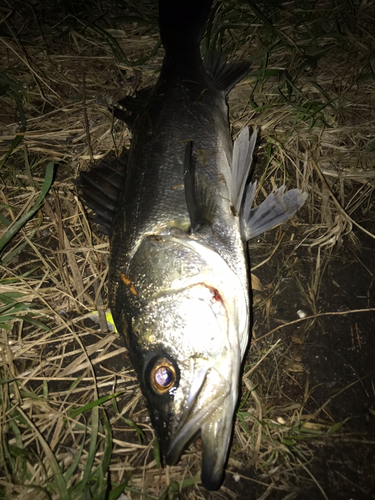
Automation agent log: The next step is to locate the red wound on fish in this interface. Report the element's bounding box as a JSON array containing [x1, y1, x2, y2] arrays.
[[209, 287, 222, 303]]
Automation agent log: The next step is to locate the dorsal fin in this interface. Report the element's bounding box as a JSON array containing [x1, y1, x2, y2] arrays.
[[78, 150, 127, 234], [113, 87, 153, 128]]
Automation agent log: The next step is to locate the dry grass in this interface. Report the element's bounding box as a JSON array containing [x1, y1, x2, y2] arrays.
[[1, 0, 375, 498]]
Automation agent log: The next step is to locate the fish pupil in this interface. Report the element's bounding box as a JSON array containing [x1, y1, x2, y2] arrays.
[[155, 366, 173, 387], [149, 357, 177, 394]]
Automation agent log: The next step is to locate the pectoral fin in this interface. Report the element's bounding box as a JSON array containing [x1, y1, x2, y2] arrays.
[[113, 87, 153, 128], [183, 142, 216, 233]]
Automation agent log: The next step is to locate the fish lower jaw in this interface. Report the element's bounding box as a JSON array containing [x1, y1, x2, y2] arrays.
[[164, 389, 235, 490], [164, 417, 232, 491], [164, 401, 221, 467], [164, 428, 200, 467], [164, 431, 226, 490]]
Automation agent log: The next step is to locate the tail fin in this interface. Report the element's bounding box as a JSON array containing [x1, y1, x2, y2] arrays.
[[159, 0, 213, 53]]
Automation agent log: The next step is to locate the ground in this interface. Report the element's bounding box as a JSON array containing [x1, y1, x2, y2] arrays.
[[240, 224, 375, 500], [1, 0, 375, 499]]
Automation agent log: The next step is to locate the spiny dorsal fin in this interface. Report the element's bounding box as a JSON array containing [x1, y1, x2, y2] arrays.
[[78, 150, 127, 234], [203, 52, 251, 94]]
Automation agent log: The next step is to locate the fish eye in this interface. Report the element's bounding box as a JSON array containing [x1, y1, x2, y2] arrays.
[[150, 358, 176, 394]]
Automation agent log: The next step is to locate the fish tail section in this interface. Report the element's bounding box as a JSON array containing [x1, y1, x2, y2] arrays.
[[159, 0, 213, 54], [242, 182, 308, 241], [78, 150, 127, 234]]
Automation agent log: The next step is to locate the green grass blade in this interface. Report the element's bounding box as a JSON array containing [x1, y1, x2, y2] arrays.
[[0, 71, 22, 89], [0, 89, 26, 168], [1, 228, 38, 264], [73, 405, 99, 496], [22, 315, 50, 331], [65, 425, 87, 483], [69, 392, 122, 418], [101, 410, 112, 478], [0, 302, 33, 314], [246, 1, 278, 37], [16, 407, 69, 500], [0, 322, 13, 329], [0, 378, 16, 385], [0, 292, 25, 302], [107, 473, 132, 500], [0, 134, 24, 169], [0, 267, 41, 284], [153, 438, 161, 469], [0, 162, 55, 254], [0, 213, 11, 227], [122, 418, 143, 443]]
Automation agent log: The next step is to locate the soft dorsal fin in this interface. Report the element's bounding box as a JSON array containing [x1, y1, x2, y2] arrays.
[[113, 87, 153, 128], [203, 52, 251, 94], [231, 127, 258, 214]]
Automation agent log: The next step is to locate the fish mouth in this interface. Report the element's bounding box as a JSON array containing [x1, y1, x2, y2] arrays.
[[165, 367, 236, 490]]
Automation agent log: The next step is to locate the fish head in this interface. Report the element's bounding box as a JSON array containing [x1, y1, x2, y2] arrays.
[[133, 284, 239, 489], [111, 233, 249, 490]]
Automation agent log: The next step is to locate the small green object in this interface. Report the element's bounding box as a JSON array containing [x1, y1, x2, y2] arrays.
[[87, 310, 118, 332], [69, 392, 122, 418], [153, 438, 161, 468]]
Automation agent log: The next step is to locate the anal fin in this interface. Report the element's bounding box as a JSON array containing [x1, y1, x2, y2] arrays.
[[242, 182, 307, 241]]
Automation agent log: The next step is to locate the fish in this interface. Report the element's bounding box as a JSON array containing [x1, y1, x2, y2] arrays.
[[79, 0, 307, 490]]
